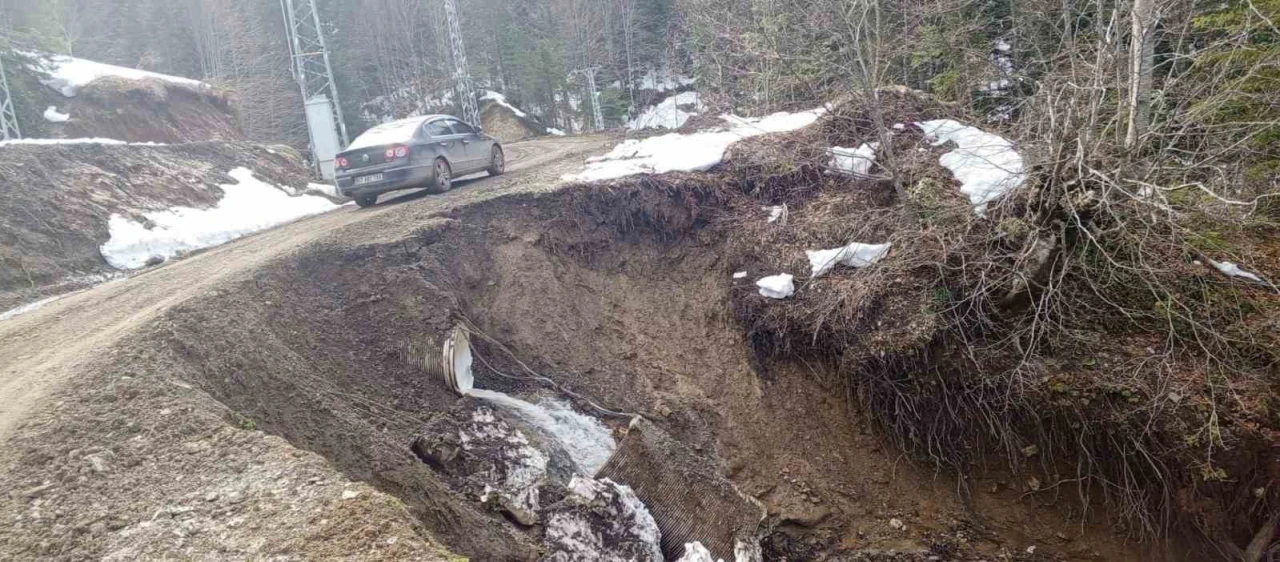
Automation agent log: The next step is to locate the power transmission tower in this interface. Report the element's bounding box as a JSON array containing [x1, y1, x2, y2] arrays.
[[0, 54, 21, 141], [443, 0, 480, 129], [281, 0, 348, 178], [586, 69, 604, 131], [570, 67, 605, 131]]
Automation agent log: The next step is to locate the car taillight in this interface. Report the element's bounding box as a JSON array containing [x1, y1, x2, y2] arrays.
[[384, 148, 395, 159], [395, 146, 409, 158], [336, 156, 349, 168]]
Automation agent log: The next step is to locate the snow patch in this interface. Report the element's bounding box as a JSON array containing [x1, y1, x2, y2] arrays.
[[480, 90, 529, 119], [543, 477, 663, 562], [916, 119, 1025, 216], [565, 107, 826, 182], [307, 182, 342, 199], [0, 295, 65, 322], [630, 92, 703, 131], [1213, 261, 1264, 283], [43, 106, 70, 123], [547, 127, 566, 136], [637, 69, 697, 93], [765, 205, 786, 224], [0, 138, 164, 147], [732, 271, 748, 279], [675, 540, 760, 562], [32, 53, 207, 97], [756, 274, 795, 299], [458, 407, 549, 518], [806, 242, 892, 278], [100, 168, 340, 269], [829, 143, 878, 176]]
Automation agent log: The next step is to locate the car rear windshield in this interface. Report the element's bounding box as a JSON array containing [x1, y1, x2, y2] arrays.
[[346, 119, 422, 151]]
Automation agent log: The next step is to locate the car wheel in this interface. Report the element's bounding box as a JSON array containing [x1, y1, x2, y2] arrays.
[[355, 195, 377, 208], [487, 146, 505, 177], [432, 158, 453, 193]]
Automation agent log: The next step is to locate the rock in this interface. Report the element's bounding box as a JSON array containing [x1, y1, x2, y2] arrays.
[[412, 403, 551, 525], [542, 477, 662, 562], [23, 483, 55, 499], [86, 453, 111, 473], [341, 489, 360, 500], [889, 518, 906, 531], [204, 492, 218, 502]]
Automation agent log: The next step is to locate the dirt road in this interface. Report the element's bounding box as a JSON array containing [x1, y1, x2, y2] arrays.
[[0, 134, 610, 446]]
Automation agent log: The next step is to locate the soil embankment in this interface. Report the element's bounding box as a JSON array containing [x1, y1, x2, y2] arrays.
[[0, 142, 315, 311], [1, 95, 1271, 559]]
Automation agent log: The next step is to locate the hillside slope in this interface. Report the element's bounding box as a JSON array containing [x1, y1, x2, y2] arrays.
[[0, 141, 333, 311], [6, 52, 243, 144]]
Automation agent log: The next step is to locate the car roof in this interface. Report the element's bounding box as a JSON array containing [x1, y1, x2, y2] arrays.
[[374, 114, 457, 128]]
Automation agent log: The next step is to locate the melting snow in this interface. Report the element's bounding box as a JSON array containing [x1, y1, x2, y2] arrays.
[[307, 182, 342, 199], [565, 107, 826, 182], [756, 274, 795, 299], [675, 540, 760, 562], [0, 138, 164, 147], [100, 168, 340, 269], [916, 119, 1026, 216], [637, 69, 697, 93], [1213, 261, 1264, 283], [765, 205, 786, 224], [32, 53, 207, 97], [829, 143, 878, 176], [630, 92, 704, 131], [480, 90, 530, 119], [807, 242, 892, 278], [0, 295, 65, 322], [547, 127, 567, 136], [732, 271, 748, 279], [43, 106, 70, 123], [676, 542, 721, 562], [544, 477, 663, 562]]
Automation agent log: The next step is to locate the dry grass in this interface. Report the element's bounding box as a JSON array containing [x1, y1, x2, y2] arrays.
[[550, 91, 1279, 549]]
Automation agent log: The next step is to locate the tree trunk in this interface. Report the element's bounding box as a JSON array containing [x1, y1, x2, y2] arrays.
[[1125, 0, 1155, 150]]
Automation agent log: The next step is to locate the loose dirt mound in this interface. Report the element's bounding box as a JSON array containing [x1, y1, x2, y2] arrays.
[[4, 52, 243, 144], [52, 77, 243, 144], [0, 142, 316, 311], [481, 100, 548, 143]]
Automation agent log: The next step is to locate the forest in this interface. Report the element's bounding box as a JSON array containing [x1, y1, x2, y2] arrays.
[[0, 0, 1272, 192]]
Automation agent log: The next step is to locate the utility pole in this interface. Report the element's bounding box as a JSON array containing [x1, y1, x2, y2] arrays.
[[0, 54, 21, 141], [281, 0, 348, 178], [443, 0, 480, 130]]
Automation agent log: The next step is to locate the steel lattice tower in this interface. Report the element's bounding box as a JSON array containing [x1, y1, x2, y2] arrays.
[[443, 0, 480, 129], [0, 54, 21, 140], [585, 69, 604, 131], [281, 0, 348, 146], [570, 67, 605, 131]]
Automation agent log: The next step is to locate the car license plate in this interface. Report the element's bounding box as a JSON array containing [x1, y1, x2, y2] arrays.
[[355, 173, 383, 185]]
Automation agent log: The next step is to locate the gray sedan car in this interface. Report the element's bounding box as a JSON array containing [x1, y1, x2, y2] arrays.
[[334, 114, 504, 207]]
